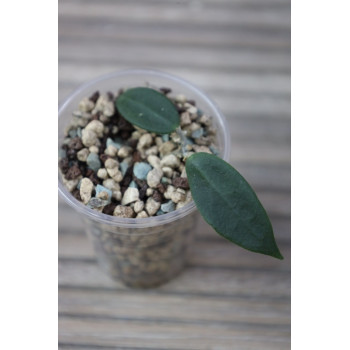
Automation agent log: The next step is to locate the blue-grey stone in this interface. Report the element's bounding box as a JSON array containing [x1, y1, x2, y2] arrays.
[[68, 129, 77, 138], [209, 146, 220, 156], [107, 137, 123, 149], [133, 162, 152, 180], [58, 148, 66, 159], [197, 109, 203, 116], [77, 127, 82, 138], [87, 197, 109, 209], [191, 128, 204, 139], [184, 137, 194, 145], [162, 134, 170, 142], [86, 152, 101, 172], [161, 177, 172, 184], [129, 180, 138, 189], [95, 184, 112, 201], [120, 160, 130, 176], [156, 209, 165, 216], [77, 178, 82, 190], [161, 200, 175, 213]]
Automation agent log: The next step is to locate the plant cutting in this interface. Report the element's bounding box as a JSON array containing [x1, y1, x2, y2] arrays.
[[58, 69, 282, 287], [116, 87, 283, 260]]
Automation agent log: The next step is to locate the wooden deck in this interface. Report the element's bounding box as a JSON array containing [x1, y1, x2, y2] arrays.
[[58, 0, 291, 349]]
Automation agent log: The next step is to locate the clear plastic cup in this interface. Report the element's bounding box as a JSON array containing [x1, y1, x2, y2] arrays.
[[58, 69, 231, 288]]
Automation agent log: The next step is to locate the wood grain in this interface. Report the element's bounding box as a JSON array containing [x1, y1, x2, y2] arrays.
[[58, 0, 290, 348]]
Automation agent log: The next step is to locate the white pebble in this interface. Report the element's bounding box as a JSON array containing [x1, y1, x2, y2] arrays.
[[121, 187, 140, 205], [113, 205, 134, 218], [180, 112, 191, 126], [134, 200, 145, 214], [192, 145, 212, 154], [147, 168, 163, 188], [79, 97, 94, 112], [175, 94, 186, 103], [160, 154, 180, 169], [146, 188, 154, 196], [81, 129, 98, 147], [85, 120, 104, 137], [62, 177, 80, 193], [164, 185, 176, 200], [80, 178, 94, 204], [118, 146, 133, 158], [103, 178, 119, 191], [89, 145, 99, 154], [104, 144, 118, 157], [159, 141, 176, 156], [105, 158, 119, 169], [162, 166, 173, 178], [136, 210, 148, 218], [111, 126, 119, 134], [107, 167, 123, 182], [145, 197, 161, 216], [97, 191, 109, 200], [77, 148, 89, 162], [145, 145, 158, 156], [137, 133, 153, 149], [147, 155, 161, 169], [93, 95, 115, 117], [97, 168, 108, 180], [171, 188, 186, 203], [131, 130, 141, 139], [112, 190, 122, 201]]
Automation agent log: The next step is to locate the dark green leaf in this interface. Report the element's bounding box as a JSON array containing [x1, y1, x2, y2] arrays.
[[116, 87, 180, 134], [186, 153, 283, 259]]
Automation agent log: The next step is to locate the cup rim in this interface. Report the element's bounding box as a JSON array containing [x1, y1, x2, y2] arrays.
[[58, 68, 231, 228]]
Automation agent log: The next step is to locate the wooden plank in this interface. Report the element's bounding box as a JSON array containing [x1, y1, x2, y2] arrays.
[[58, 315, 290, 350], [58, 42, 290, 75], [58, 20, 290, 52], [58, 1, 290, 29], [58, 258, 290, 299], [59, 288, 290, 330], [58, 227, 290, 270]]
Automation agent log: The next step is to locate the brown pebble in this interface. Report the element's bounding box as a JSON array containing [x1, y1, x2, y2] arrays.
[[72, 188, 82, 201], [89, 91, 100, 103], [160, 87, 172, 95], [91, 113, 100, 121], [59, 158, 69, 174], [172, 177, 189, 189], [133, 177, 146, 188], [127, 138, 138, 149], [117, 116, 134, 131], [120, 130, 131, 140], [65, 164, 81, 180], [99, 154, 110, 164], [176, 105, 187, 113], [89, 173, 101, 186], [107, 91, 114, 101], [187, 99, 196, 106], [139, 184, 148, 201], [66, 149, 77, 160], [132, 151, 142, 163], [152, 190, 162, 202], [156, 183, 166, 194], [69, 137, 84, 151], [102, 202, 117, 216]]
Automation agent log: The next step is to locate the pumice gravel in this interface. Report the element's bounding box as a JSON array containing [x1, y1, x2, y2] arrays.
[[58, 87, 218, 219]]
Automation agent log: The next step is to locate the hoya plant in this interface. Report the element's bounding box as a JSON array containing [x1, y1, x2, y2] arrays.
[[116, 87, 283, 260]]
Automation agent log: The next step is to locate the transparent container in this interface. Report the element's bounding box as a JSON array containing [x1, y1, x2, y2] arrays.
[[58, 69, 231, 288]]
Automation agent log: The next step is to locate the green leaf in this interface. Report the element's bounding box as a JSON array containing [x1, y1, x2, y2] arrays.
[[116, 87, 180, 134], [186, 153, 283, 259]]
